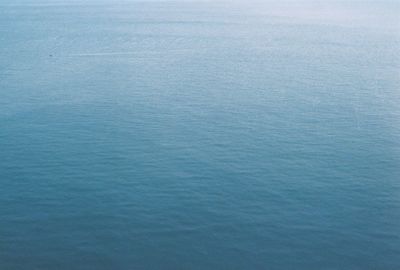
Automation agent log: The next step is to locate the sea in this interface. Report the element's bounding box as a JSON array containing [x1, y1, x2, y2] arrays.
[[1, 0, 399, 269]]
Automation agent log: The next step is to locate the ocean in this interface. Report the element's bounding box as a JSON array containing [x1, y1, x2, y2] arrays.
[[1, 1, 399, 269]]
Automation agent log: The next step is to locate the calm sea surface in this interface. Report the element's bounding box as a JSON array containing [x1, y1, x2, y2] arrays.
[[1, 1, 400, 269]]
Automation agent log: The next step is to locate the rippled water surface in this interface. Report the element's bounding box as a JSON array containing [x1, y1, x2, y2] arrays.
[[1, 1, 400, 269]]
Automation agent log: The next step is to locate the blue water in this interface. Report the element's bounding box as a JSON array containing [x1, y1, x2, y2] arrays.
[[1, 1, 400, 269]]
